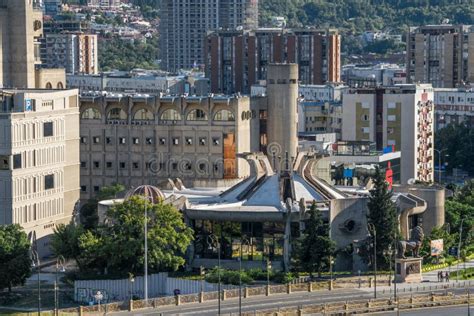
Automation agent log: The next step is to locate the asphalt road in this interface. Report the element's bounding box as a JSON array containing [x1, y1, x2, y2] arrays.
[[112, 286, 474, 316]]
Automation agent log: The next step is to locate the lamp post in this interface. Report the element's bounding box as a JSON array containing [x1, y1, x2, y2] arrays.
[[31, 249, 41, 316], [266, 259, 272, 289], [329, 256, 335, 289], [94, 291, 104, 313], [368, 223, 377, 299], [434, 148, 448, 183], [457, 217, 465, 282], [239, 238, 250, 316], [393, 239, 397, 301], [383, 245, 393, 287], [128, 273, 135, 301], [208, 234, 221, 315], [54, 256, 66, 316], [143, 196, 153, 303]]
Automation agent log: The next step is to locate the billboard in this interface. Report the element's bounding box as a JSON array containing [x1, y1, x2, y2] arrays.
[[430, 239, 444, 257]]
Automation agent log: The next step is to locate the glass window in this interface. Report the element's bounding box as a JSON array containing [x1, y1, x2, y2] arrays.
[[81, 108, 101, 120], [43, 122, 53, 137], [107, 108, 127, 120], [133, 109, 154, 120], [213, 110, 235, 121], [187, 109, 207, 121], [44, 174, 54, 190], [160, 109, 181, 121]]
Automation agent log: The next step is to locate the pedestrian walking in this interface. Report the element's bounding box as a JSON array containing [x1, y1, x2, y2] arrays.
[[445, 271, 450, 282], [440, 271, 445, 282], [437, 271, 441, 282]]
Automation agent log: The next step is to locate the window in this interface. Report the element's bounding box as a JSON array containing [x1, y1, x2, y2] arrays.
[[387, 115, 397, 122], [199, 163, 207, 171], [387, 128, 395, 134], [119, 137, 126, 144], [361, 127, 370, 134], [173, 138, 179, 145], [160, 109, 181, 121], [106, 137, 112, 144], [81, 186, 87, 192], [120, 162, 126, 169], [0, 155, 10, 170], [172, 163, 178, 170], [81, 137, 87, 144], [93, 161, 100, 168], [199, 137, 207, 146], [133, 138, 140, 145], [213, 110, 235, 121], [146, 137, 154, 145], [93, 186, 100, 193], [106, 162, 113, 169], [186, 137, 193, 145], [132, 162, 139, 169], [43, 122, 53, 137], [44, 174, 54, 190], [159, 138, 166, 145], [107, 108, 127, 120], [93, 137, 100, 144], [133, 109, 154, 120], [81, 108, 101, 120], [360, 114, 369, 121], [186, 109, 207, 121], [213, 137, 220, 145], [13, 154, 22, 169], [80, 161, 87, 168]]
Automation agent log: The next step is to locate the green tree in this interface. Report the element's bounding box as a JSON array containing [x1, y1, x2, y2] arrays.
[[366, 166, 398, 269], [52, 196, 194, 276], [0, 225, 32, 292], [294, 202, 335, 277], [80, 183, 125, 229]]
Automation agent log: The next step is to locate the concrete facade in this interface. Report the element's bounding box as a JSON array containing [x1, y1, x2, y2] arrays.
[[342, 84, 435, 184], [433, 88, 474, 130], [267, 64, 299, 163], [0, 89, 80, 256], [41, 33, 98, 74], [206, 28, 341, 94], [407, 25, 474, 88], [79, 94, 252, 200]]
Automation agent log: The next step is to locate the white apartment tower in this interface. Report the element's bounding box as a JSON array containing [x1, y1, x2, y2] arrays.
[[342, 84, 435, 184]]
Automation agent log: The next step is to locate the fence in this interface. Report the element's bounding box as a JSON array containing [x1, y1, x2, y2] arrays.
[[74, 272, 235, 303]]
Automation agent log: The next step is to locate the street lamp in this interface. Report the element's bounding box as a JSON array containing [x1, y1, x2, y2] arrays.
[[128, 273, 135, 301], [94, 291, 104, 313], [266, 259, 272, 290], [208, 234, 221, 315], [434, 148, 448, 183], [457, 217, 466, 282], [31, 249, 41, 316], [383, 245, 393, 287], [55, 256, 66, 316], [143, 196, 152, 303], [239, 238, 250, 316], [367, 223, 377, 299], [329, 256, 335, 289]]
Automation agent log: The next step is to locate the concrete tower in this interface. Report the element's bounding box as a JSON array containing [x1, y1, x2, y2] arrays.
[[267, 64, 299, 167], [0, 0, 43, 88]]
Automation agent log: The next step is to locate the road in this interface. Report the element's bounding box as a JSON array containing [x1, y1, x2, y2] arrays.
[[112, 285, 474, 316]]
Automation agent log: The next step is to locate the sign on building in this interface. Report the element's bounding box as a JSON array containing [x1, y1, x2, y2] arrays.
[[430, 239, 444, 257]]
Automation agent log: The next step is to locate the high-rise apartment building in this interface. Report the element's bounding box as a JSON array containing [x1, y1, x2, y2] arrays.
[[205, 29, 341, 94], [159, 0, 259, 72], [41, 33, 99, 74], [342, 84, 435, 184], [407, 25, 474, 88]]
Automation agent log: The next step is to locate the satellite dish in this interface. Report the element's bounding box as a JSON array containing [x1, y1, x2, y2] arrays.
[[407, 178, 416, 185]]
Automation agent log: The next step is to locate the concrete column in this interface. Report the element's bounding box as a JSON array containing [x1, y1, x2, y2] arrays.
[[129, 300, 134, 311], [287, 283, 292, 294], [244, 287, 249, 298], [199, 291, 205, 303], [328, 280, 334, 291], [308, 282, 312, 292], [368, 277, 373, 288], [176, 295, 181, 306], [222, 290, 227, 301], [266, 63, 299, 166], [266, 285, 271, 296], [283, 203, 292, 271]]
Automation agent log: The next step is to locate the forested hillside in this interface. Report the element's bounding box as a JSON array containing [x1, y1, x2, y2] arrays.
[[260, 0, 474, 33]]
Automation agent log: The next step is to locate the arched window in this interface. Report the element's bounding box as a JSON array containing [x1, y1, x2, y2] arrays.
[[187, 109, 207, 121], [81, 108, 102, 120], [107, 108, 127, 120], [57, 82, 64, 89], [213, 109, 235, 121], [160, 109, 181, 121], [45, 82, 52, 89], [134, 109, 154, 120]]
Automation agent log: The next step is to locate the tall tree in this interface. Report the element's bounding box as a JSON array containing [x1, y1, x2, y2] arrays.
[[0, 225, 32, 292], [366, 166, 398, 269], [294, 202, 335, 277]]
